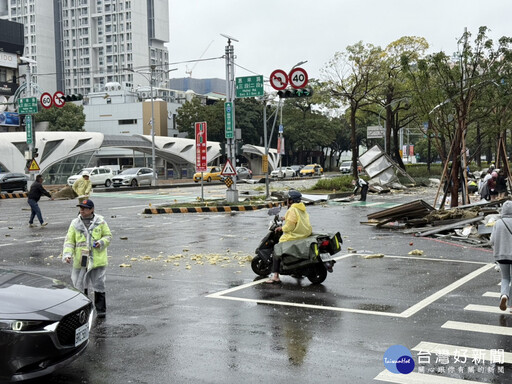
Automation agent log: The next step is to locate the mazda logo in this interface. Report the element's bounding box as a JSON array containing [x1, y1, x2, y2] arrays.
[[78, 310, 87, 324]]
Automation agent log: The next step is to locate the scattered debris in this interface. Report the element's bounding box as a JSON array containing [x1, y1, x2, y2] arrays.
[[408, 249, 424, 256], [359, 145, 415, 187], [51, 185, 77, 200], [363, 254, 385, 259], [366, 197, 510, 247]]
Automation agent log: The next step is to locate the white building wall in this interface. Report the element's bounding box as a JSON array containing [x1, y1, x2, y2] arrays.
[[0, 1, 57, 93], [84, 102, 141, 136], [153, 0, 169, 42], [1, 0, 169, 97]]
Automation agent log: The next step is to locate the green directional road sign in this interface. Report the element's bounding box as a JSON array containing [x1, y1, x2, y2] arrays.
[[25, 115, 33, 144], [224, 102, 234, 139], [18, 97, 38, 114], [235, 75, 264, 98]]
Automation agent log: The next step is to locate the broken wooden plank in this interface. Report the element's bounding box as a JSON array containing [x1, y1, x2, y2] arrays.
[[416, 216, 483, 237], [367, 199, 435, 221]]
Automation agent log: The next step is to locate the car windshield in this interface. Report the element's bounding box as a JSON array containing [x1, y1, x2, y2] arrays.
[[119, 168, 138, 175], [303, 165, 314, 170], [341, 162, 351, 166]]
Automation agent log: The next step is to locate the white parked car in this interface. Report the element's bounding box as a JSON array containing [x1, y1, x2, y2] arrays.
[[270, 167, 296, 178], [67, 167, 114, 187]]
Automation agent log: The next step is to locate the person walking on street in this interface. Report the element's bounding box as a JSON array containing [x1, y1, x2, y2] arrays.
[[496, 170, 508, 200], [352, 177, 369, 202], [72, 171, 92, 203], [490, 200, 512, 313], [488, 171, 499, 201], [27, 174, 53, 227], [62, 199, 112, 318], [266, 190, 312, 284]]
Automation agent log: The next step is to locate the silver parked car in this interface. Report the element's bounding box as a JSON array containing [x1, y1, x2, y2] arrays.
[[112, 167, 155, 187]]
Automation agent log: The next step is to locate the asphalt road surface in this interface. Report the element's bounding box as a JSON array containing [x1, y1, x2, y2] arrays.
[[1, 183, 510, 384]]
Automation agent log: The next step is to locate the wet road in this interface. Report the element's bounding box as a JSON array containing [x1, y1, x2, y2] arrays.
[[0, 184, 510, 384]]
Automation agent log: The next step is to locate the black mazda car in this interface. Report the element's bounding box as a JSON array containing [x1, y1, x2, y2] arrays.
[[0, 269, 93, 382], [0, 173, 28, 193]]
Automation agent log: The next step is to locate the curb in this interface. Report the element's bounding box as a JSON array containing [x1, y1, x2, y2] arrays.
[[143, 202, 283, 214], [0, 192, 27, 199]]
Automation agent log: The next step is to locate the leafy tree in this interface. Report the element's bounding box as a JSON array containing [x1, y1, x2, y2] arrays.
[[175, 97, 264, 145], [370, 37, 429, 167], [404, 27, 512, 207], [280, 96, 337, 167], [320, 41, 385, 178], [34, 103, 85, 131], [175, 98, 224, 141]]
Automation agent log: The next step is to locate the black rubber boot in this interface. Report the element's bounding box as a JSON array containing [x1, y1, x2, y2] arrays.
[[94, 292, 106, 318]]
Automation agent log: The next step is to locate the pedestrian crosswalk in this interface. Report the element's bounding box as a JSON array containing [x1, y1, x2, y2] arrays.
[[375, 289, 511, 383]]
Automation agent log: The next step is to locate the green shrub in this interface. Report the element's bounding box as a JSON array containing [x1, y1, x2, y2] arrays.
[[311, 176, 355, 192], [404, 163, 444, 178]]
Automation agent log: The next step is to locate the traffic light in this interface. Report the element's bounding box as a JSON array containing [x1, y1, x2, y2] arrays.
[[277, 87, 313, 98], [64, 94, 83, 102], [32, 147, 38, 158], [236, 140, 244, 156], [220, 141, 226, 156]]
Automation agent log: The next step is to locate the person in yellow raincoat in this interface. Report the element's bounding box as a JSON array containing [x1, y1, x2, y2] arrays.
[[62, 199, 112, 318], [72, 171, 92, 203], [266, 190, 312, 284]]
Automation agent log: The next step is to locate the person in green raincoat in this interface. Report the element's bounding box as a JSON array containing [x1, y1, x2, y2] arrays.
[[62, 199, 112, 318]]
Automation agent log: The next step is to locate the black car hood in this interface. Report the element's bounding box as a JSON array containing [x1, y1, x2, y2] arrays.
[[0, 269, 80, 315]]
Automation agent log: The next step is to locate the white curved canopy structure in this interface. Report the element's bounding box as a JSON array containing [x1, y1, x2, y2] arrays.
[[0, 132, 275, 179]]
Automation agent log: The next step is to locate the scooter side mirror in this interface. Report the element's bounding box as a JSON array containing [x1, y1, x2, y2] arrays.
[[268, 206, 281, 216]]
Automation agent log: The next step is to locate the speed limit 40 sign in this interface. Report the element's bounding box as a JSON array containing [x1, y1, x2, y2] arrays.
[[288, 67, 308, 89], [40, 92, 53, 109]]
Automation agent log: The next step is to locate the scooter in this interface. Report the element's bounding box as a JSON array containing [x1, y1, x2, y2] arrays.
[[252, 206, 342, 284]]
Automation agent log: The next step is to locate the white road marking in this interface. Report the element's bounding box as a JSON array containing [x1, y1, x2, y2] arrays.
[[26, 239, 42, 243], [374, 369, 483, 383], [399, 264, 494, 318], [482, 292, 500, 298], [354, 202, 382, 207], [206, 278, 399, 317], [412, 341, 512, 365], [442, 321, 512, 336], [0, 243, 14, 247], [208, 255, 495, 317], [109, 205, 150, 210], [464, 304, 512, 315]]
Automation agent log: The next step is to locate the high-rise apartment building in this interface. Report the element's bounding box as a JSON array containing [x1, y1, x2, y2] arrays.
[[0, 0, 169, 95]]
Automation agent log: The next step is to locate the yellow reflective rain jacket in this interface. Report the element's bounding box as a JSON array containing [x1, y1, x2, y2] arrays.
[[73, 176, 92, 197], [62, 214, 112, 269], [279, 202, 312, 242]]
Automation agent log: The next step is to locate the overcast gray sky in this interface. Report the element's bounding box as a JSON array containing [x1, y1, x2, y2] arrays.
[[167, 0, 511, 87]]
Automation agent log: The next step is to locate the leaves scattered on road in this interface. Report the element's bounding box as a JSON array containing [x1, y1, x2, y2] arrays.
[[120, 251, 253, 270]]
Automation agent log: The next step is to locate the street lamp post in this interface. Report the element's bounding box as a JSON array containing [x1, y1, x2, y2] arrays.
[[123, 66, 176, 186], [149, 64, 156, 186]]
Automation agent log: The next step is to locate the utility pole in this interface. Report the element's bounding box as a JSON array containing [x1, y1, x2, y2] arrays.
[[222, 34, 238, 203], [20, 57, 37, 186]]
